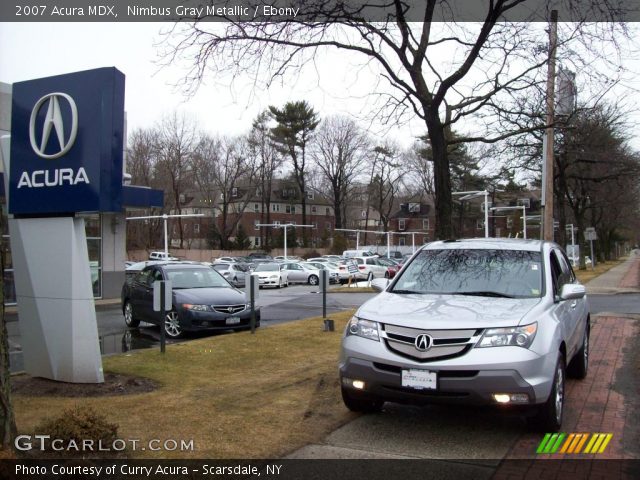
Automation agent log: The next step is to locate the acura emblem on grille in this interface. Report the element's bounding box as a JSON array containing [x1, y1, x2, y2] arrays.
[[227, 307, 234, 313], [414, 334, 433, 352]]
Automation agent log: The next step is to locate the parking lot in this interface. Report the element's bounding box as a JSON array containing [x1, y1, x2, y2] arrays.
[[6, 258, 640, 476]]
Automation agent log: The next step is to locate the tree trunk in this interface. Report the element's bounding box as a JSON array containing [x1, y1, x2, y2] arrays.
[[0, 232, 17, 451], [427, 116, 453, 239]]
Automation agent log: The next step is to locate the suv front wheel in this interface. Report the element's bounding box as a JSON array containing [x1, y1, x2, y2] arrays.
[[529, 353, 565, 432]]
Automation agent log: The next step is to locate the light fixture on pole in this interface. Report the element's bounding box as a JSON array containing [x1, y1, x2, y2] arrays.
[[257, 223, 314, 260], [490, 206, 527, 239], [453, 190, 490, 238], [127, 213, 205, 256]]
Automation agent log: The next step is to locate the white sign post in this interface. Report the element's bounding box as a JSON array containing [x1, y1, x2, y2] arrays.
[[153, 280, 172, 353]]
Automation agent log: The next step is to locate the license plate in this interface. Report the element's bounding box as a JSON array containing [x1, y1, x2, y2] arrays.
[[402, 369, 437, 390], [225, 317, 240, 325]]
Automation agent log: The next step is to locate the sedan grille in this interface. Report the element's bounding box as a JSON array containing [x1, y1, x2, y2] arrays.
[[212, 304, 246, 314], [382, 324, 482, 362]]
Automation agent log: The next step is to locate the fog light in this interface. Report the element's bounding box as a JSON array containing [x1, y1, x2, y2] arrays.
[[352, 380, 365, 390], [492, 393, 530, 404], [342, 377, 366, 390], [493, 394, 511, 404]]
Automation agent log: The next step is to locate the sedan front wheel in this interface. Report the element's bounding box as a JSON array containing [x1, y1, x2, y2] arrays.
[[123, 301, 140, 328], [164, 311, 183, 338]]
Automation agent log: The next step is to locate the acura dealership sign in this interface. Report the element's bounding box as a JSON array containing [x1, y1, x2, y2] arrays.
[[9, 67, 124, 215]]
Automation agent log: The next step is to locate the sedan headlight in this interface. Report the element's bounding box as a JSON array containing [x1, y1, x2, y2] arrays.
[[182, 304, 210, 312], [476, 322, 537, 349], [269, 274, 278, 279], [346, 316, 380, 342]]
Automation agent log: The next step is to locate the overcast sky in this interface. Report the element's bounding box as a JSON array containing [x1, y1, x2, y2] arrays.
[[0, 22, 429, 147], [2, 21, 639, 151]]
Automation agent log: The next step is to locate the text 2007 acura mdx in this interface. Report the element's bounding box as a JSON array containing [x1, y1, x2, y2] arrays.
[[339, 239, 590, 431]]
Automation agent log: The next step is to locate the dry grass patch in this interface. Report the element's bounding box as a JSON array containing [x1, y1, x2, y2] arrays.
[[574, 258, 625, 284], [12, 311, 357, 459], [329, 287, 375, 293]]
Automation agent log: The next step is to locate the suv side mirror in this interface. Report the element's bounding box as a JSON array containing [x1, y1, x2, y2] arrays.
[[559, 283, 586, 301], [371, 278, 389, 292]]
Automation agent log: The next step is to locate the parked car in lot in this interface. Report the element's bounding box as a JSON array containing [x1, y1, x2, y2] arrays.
[[247, 252, 274, 262], [340, 238, 590, 432], [343, 249, 375, 259], [274, 255, 304, 262], [254, 262, 288, 288], [121, 263, 259, 338], [213, 256, 246, 264], [352, 256, 388, 279], [212, 263, 251, 287], [305, 261, 342, 284], [149, 251, 178, 261], [280, 262, 321, 285], [376, 257, 401, 279]]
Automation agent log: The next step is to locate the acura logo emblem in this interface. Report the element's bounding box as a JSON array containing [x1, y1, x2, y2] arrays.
[[415, 334, 432, 352], [29, 92, 78, 159]]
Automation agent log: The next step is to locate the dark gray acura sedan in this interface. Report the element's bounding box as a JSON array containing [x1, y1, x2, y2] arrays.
[[121, 263, 259, 338]]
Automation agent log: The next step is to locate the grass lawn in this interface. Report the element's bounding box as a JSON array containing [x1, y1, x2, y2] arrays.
[[12, 311, 357, 459], [574, 257, 625, 284]]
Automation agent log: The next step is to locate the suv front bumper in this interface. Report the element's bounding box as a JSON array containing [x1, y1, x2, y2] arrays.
[[339, 337, 558, 407]]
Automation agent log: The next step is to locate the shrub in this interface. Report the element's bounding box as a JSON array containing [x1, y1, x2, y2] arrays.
[[33, 405, 118, 451]]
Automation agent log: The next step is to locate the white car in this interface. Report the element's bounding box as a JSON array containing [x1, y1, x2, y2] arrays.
[[352, 256, 387, 280], [304, 261, 341, 284], [149, 251, 178, 261], [253, 263, 289, 288], [281, 262, 321, 285]]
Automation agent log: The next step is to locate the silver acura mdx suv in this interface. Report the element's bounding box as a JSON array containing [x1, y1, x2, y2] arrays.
[[339, 238, 590, 431]]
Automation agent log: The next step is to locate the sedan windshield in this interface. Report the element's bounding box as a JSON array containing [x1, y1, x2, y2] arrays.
[[392, 249, 543, 298], [165, 268, 229, 289]]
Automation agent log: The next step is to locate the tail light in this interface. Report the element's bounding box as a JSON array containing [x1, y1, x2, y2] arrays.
[[359, 266, 366, 270]]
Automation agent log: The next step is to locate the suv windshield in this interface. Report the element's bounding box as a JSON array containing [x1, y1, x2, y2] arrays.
[[392, 249, 543, 298], [165, 268, 229, 289]]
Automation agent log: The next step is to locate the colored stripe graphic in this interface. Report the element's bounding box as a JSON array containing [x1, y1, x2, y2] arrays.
[[537, 433, 613, 454]]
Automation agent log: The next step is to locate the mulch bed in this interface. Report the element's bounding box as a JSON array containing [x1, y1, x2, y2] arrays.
[[11, 372, 158, 397]]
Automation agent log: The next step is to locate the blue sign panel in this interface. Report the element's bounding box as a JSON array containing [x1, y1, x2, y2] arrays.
[[9, 67, 125, 215]]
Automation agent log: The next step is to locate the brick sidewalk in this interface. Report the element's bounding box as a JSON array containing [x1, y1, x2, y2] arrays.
[[493, 256, 640, 478]]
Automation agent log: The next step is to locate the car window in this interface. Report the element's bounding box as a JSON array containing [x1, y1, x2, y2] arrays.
[[552, 250, 573, 290], [165, 268, 229, 288], [558, 250, 576, 283], [392, 249, 543, 298], [135, 269, 153, 286]]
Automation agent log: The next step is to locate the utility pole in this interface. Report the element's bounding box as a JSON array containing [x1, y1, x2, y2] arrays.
[[542, 9, 558, 241]]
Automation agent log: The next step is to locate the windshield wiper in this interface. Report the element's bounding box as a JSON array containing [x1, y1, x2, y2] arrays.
[[392, 289, 423, 294], [458, 291, 515, 298]]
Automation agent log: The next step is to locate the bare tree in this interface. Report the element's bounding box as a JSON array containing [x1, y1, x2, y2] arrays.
[[126, 128, 164, 251], [155, 113, 198, 249], [369, 144, 405, 234], [312, 115, 368, 229], [193, 135, 257, 249], [247, 111, 282, 249], [163, 1, 631, 238]]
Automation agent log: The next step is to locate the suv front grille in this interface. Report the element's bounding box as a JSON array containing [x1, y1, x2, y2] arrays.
[[382, 324, 482, 362], [212, 304, 246, 314]]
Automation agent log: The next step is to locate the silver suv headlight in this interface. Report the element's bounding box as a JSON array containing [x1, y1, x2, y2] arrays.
[[476, 322, 537, 349], [346, 316, 380, 342]]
